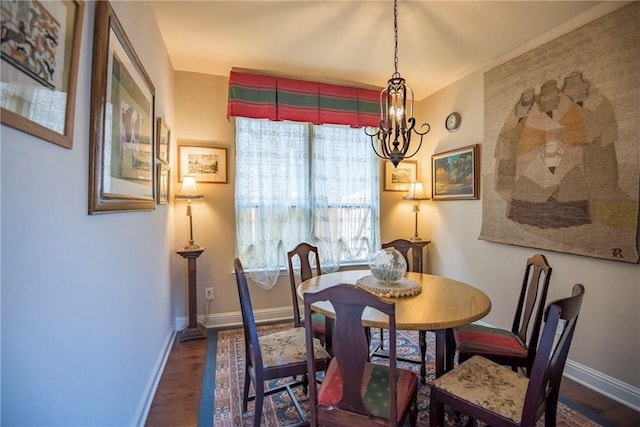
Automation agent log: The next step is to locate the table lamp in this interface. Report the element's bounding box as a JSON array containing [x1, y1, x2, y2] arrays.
[[175, 175, 204, 249], [403, 182, 430, 242]]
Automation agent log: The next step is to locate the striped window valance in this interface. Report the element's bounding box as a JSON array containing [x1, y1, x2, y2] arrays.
[[227, 70, 381, 128]]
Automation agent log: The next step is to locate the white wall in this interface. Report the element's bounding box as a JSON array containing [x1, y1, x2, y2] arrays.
[[1, 2, 175, 425], [413, 2, 640, 401]]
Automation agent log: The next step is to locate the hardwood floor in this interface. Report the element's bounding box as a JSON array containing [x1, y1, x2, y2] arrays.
[[145, 331, 640, 427]]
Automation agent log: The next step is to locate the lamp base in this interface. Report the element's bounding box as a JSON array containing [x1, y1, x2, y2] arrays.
[[182, 242, 200, 250], [410, 236, 425, 242]]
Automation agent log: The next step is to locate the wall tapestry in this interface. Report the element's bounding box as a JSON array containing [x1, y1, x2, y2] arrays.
[[479, 3, 639, 264]]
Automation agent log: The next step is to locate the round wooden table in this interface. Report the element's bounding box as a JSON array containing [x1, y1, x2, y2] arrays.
[[298, 270, 492, 381]]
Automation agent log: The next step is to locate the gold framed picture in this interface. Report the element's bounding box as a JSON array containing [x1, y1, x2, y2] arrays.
[[156, 164, 170, 204], [156, 117, 170, 164], [88, 1, 156, 214], [431, 144, 479, 200], [384, 160, 417, 192], [178, 145, 228, 183]]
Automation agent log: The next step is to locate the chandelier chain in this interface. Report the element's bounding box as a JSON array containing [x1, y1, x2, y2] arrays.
[[365, 0, 430, 168], [393, 0, 399, 76]]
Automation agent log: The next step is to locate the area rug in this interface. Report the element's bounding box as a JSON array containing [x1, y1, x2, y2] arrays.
[[208, 322, 611, 426]]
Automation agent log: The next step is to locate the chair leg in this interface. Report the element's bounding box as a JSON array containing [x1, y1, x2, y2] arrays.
[[242, 368, 251, 412], [429, 388, 445, 427], [445, 328, 455, 371], [379, 328, 385, 350], [409, 394, 418, 427], [253, 380, 265, 427], [545, 390, 560, 427]]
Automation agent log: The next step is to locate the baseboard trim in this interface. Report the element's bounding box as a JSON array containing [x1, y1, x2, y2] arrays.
[[175, 306, 295, 331], [564, 359, 640, 412], [174, 312, 640, 412], [133, 330, 176, 426]]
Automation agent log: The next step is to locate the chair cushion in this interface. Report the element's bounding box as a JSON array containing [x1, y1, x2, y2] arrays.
[[454, 324, 528, 357], [431, 355, 528, 423], [317, 359, 418, 422], [259, 327, 330, 368]]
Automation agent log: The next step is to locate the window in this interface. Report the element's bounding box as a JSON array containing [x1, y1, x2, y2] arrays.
[[235, 117, 380, 289]]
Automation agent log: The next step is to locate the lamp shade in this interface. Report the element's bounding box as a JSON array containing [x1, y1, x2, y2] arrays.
[[175, 176, 204, 200], [403, 182, 429, 201]]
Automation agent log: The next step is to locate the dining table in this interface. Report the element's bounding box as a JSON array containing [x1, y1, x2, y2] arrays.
[[297, 269, 492, 382]]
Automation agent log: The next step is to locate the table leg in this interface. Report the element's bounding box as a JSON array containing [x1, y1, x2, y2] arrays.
[[419, 330, 427, 384], [445, 328, 455, 372], [435, 329, 446, 378]]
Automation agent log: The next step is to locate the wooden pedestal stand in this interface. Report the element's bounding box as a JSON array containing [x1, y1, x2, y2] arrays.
[[176, 247, 207, 341], [410, 239, 431, 272]]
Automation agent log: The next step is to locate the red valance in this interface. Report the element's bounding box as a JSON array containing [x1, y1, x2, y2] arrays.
[[227, 71, 381, 128]]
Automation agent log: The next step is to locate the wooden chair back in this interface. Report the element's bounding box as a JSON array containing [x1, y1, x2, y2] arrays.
[[454, 253, 554, 375], [287, 243, 322, 327], [521, 283, 586, 424], [304, 284, 417, 426], [513, 253, 552, 361], [234, 258, 263, 373], [382, 239, 424, 273]]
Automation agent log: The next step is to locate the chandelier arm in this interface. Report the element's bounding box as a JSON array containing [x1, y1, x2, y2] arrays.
[[379, 133, 393, 157], [402, 134, 425, 159], [364, 125, 380, 137], [414, 122, 431, 136], [398, 117, 417, 156], [369, 135, 390, 160]]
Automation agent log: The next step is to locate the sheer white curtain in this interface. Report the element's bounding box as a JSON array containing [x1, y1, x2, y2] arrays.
[[235, 118, 309, 289], [311, 124, 380, 269], [235, 118, 379, 290]]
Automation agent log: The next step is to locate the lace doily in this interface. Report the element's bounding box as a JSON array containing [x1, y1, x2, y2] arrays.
[[355, 275, 421, 298]]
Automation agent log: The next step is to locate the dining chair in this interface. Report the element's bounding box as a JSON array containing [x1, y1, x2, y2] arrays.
[[233, 258, 330, 427], [304, 284, 418, 427], [429, 283, 585, 427], [287, 242, 332, 351], [451, 253, 552, 376], [382, 239, 424, 274], [372, 239, 427, 381]]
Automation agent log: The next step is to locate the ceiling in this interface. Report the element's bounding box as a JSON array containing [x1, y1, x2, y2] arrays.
[[151, 1, 607, 100]]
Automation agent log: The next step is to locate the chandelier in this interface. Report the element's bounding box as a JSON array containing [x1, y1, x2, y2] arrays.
[[366, 0, 430, 168]]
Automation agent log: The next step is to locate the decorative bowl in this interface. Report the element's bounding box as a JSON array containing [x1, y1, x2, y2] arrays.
[[369, 248, 407, 284]]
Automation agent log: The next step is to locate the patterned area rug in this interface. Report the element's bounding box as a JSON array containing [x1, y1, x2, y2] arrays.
[[211, 322, 607, 426]]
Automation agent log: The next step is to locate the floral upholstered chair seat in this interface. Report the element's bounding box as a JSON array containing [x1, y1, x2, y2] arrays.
[[430, 355, 529, 423], [259, 327, 329, 368]]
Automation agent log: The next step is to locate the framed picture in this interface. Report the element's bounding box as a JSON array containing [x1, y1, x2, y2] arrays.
[[0, 0, 84, 149], [178, 145, 228, 183], [384, 160, 417, 192], [88, 1, 155, 214], [156, 164, 170, 204], [156, 117, 170, 164], [431, 144, 480, 200]]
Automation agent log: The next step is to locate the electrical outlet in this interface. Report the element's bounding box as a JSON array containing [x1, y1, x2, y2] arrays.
[[205, 287, 215, 301]]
